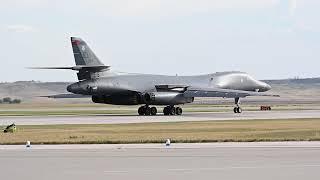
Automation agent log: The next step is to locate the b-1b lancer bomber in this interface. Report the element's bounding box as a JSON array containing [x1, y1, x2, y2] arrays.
[[34, 37, 278, 116]]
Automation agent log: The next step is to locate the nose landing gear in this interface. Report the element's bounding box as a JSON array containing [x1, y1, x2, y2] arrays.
[[234, 97, 242, 114], [234, 106, 242, 114]]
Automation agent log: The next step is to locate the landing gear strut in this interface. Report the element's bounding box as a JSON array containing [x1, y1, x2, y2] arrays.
[[163, 106, 183, 116], [138, 105, 158, 116], [234, 97, 242, 114]]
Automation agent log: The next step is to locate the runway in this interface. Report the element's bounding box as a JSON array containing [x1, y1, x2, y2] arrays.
[[1, 142, 320, 180], [1, 110, 320, 125]]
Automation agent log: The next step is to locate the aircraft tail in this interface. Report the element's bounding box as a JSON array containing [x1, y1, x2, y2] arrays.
[[71, 37, 104, 66], [29, 37, 110, 81]]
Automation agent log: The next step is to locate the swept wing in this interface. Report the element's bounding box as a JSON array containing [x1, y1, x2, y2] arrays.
[[184, 86, 279, 98]]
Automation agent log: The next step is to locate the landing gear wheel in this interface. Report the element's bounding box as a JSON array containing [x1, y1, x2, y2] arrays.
[[169, 106, 176, 115], [145, 106, 151, 116], [150, 107, 157, 116], [138, 106, 146, 115], [234, 107, 242, 113], [163, 107, 169, 115], [176, 107, 183, 115], [234, 97, 242, 114]]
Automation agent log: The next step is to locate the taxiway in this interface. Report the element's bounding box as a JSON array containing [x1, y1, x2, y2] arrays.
[[1, 110, 320, 125]]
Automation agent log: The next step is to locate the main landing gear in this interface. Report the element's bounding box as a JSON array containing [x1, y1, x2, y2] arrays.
[[138, 105, 183, 116], [138, 105, 157, 116], [234, 97, 242, 114], [163, 106, 183, 116]]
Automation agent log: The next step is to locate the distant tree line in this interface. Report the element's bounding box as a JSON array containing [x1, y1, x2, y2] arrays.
[[0, 97, 22, 104]]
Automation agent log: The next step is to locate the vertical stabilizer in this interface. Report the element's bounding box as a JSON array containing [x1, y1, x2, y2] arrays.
[[71, 37, 104, 66]]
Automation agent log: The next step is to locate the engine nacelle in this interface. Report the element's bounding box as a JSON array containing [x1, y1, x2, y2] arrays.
[[144, 92, 194, 105], [92, 94, 141, 105]]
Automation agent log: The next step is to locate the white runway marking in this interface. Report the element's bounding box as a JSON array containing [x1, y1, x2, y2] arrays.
[[104, 164, 320, 174]]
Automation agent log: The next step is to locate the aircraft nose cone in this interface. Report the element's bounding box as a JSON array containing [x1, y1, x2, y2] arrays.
[[265, 84, 271, 91], [257, 81, 271, 92], [261, 82, 271, 92]]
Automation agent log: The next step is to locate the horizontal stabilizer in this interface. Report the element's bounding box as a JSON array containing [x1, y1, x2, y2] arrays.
[[29, 65, 110, 72], [39, 94, 91, 99]]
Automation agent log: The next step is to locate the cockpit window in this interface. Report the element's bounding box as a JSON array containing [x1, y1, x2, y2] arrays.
[[246, 75, 255, 81]]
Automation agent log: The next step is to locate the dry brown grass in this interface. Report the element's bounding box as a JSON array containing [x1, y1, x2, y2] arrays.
[[1, 118, 320, 144]]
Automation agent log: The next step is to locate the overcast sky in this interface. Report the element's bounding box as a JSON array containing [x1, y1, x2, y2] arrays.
[[0, 0, 319, 82]]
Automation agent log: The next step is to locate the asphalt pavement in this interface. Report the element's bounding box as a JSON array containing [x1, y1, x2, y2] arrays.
[[0, 142, 319, 180], [1, 110, 319, 125]]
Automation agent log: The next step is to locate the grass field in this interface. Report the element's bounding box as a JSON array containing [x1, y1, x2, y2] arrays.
[[1, 118, 320, 145]]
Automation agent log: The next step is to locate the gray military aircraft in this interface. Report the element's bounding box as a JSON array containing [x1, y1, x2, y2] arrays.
[[33, 37, 278, 116]]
